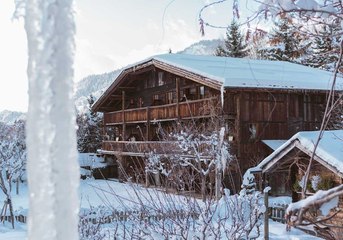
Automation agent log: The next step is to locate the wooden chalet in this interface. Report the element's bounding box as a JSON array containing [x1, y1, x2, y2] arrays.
[[252, 130, 343, 238], [92, 53, 342, 187]]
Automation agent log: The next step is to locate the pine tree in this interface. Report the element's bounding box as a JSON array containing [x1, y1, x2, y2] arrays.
[[302, 23, 341, 72], [260, 17, 309, 62], [215, 21, 247, 58], [77, 95, 103, 153]]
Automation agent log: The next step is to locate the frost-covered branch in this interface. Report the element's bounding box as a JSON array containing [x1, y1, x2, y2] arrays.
[[286, 184, 343, 227]]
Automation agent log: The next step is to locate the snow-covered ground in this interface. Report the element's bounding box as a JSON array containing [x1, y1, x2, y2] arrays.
[[0, 179, 322, 240]]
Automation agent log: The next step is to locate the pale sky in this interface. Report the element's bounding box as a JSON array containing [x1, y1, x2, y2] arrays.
[[0, 0, 254, 112]]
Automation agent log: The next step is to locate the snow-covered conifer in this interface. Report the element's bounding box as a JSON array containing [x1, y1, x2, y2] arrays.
[[302, 22, 341, 72], [215, 21, 247, 58], [77, 94, 103, 153], [260, 17, 309, 62]]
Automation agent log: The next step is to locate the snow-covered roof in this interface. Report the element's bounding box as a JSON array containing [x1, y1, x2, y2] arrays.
[[262, 140, 287, 150], [93, 53, 343, 112], [256, 130, 343, 176], [153, 54, 343, 90]]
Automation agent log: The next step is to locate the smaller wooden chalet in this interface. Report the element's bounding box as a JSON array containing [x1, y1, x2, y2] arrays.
[[92, 53, 343, 187], [252, 130, 343, 237]]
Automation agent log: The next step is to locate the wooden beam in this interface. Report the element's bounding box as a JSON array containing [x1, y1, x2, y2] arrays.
[[236, 93, 242, 158], [262, 140, 298, 173], [295, 142, 343, 178], [122, 91, 126, 140], [154, 60, 222, 91], [109, 95, 122, 99], [118, 87, 135, 90], [176, 77, 180, 120], [128, 64, 154, 76], [146, 107, 150, 141]]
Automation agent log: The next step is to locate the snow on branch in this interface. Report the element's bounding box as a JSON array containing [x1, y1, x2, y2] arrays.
[[286, 184, 343, 226]]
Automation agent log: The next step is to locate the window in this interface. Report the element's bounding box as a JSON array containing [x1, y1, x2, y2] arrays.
[[200, 86, 205, 98], [147, 75, 155, 88], [138, 97, 143, 107], [153, 94, 159, 100], [158, 72, 165, 86], [249, 123, 257, 140], [185, 87, 197, 100], [152, 94, 164, 106], [166, 91, 175, 104]]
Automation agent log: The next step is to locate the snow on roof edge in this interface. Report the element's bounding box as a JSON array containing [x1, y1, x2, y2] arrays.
[[257, 130, 343, 176]]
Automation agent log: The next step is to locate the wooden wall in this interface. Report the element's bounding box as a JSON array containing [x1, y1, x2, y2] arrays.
[[100, 65, 327, 178], [223, 90, 326, 171], [110, 68, 217, 112]]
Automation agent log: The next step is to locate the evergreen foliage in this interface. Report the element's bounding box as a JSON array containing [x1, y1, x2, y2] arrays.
[[215, 21, 247, 58], [77, 95, 103, 153], [259, 17, 309, 62], [302, 23, 341, 72]]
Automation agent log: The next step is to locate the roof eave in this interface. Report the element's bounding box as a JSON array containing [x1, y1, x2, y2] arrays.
[[92, 58, 155, 112]]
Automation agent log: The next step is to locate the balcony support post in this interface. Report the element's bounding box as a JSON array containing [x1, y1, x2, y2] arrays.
[[176, 77, 180, 120], [116, 155, 126, 182], [122, 91, 126, 140], [145, 169, 150, 187], [146, 107, 150, 141]]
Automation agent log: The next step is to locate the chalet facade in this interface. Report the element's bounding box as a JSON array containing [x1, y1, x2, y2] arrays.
[[252, 130, 343, 238], [92, 54, 343, 187]]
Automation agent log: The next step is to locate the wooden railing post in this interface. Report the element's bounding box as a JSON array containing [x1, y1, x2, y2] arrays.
[[146, 106, 150, 141], [176, 77, 180, 120], [122, 91, 126, 140], [264, 187, 271, 240]]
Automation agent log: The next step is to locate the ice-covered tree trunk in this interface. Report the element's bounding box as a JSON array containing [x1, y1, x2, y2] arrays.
[[24, 0, 79, 240]]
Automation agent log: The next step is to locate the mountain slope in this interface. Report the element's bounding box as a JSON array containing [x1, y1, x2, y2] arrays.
[[0, 110, 26, 124], [178, 39, 224, 56], [74, 70, 121, 112], [1, 39, 222, 122], [74, 39, 223, 112]]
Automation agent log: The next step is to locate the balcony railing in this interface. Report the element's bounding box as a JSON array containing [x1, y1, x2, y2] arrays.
[[101, 141, 212, 157], [104, 97, 217, 125]]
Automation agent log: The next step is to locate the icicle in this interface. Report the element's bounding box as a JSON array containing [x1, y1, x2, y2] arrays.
[[24, 0, 79, 239]]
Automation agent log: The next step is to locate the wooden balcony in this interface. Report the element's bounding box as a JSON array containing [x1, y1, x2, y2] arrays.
[[104, 97, 217, 125], [101, 141, 177, 156], [100, 141, 211, 157]]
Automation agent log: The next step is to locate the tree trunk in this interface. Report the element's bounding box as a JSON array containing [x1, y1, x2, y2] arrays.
[[7, 196, 15, 229], [16, 178, 19, 195], [201, 176, 207, 202], [215, 167, 222, 201]]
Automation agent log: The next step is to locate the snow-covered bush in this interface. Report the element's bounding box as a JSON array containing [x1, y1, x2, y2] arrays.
[[79, 207, 108, 240], [0, 120, 26, 228], [82, 170, 265, 239], [145, 118, 233, 201]]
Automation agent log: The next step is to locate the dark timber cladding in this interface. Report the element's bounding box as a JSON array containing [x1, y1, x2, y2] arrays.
[[92, 54, 333, 182]]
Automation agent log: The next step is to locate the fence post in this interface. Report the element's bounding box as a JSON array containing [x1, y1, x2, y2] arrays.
[[264, 187, 271, 240]]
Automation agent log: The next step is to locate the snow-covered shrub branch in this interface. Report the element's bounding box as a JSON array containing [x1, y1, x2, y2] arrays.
[[86, 176, 265, 239], [0, 120, 26, 228], [145, 118, 233, 201], [286, 184, 343, 239]]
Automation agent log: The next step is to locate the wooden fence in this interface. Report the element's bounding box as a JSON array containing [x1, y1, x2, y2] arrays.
[[3, 204, 286, 225], [268, 204, 288, 223], [0, 215, 27, 223], [81, 209, 199, 224]]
